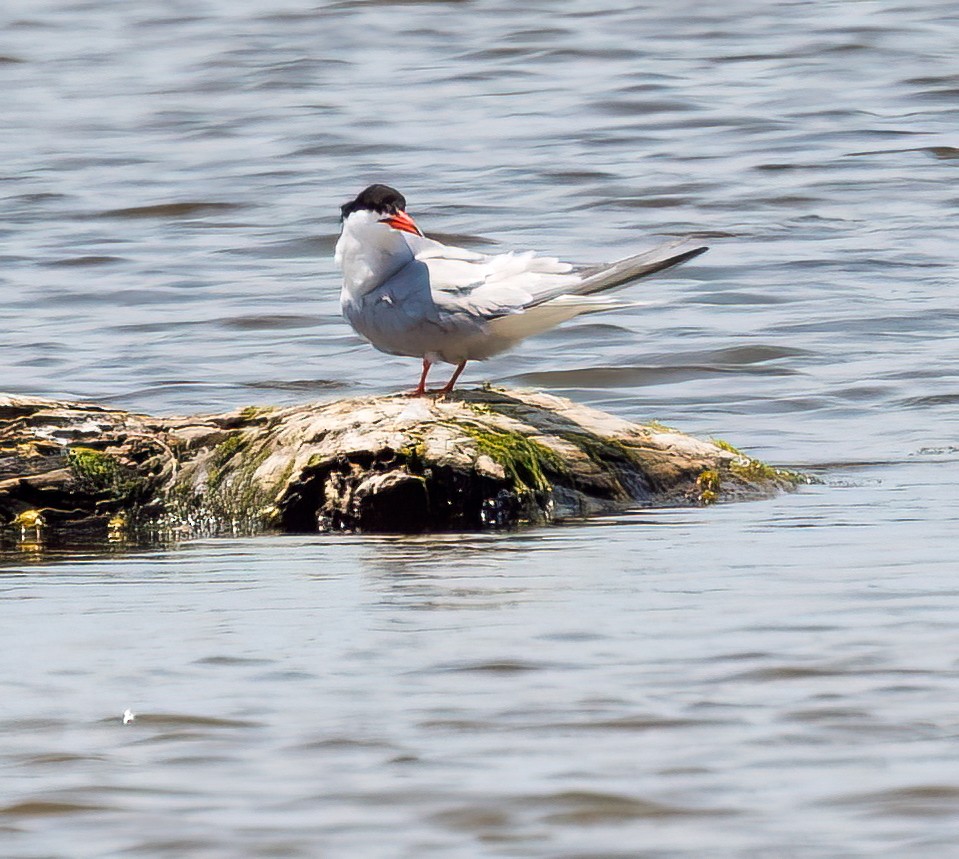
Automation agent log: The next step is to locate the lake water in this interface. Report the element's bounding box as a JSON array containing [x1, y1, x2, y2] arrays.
[[2, 0, 959, 855]]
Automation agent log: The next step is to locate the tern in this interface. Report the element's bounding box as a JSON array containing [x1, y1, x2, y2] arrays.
[[335, 184, 707, 396]]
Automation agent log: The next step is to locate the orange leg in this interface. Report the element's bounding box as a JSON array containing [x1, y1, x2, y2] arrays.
[[438, 361, 467, 395], [409, 358, 431, 397]]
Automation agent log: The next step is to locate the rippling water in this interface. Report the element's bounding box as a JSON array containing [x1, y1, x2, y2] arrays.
[[3, 0, 959, 855]]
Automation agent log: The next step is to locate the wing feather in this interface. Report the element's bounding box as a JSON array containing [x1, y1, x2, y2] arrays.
[[405, 232, 707, 322]]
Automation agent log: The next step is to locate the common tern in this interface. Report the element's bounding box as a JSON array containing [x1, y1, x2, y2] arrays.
[[335, 184, 707, 395]]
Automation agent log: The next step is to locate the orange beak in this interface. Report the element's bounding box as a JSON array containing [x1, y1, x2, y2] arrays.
[[380, 210, 423, 236]]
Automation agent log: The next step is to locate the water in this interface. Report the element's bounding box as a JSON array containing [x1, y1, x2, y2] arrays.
[[2, 0, 959, 855]]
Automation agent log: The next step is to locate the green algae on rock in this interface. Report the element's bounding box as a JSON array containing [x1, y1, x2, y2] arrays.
[[0, 388, 808, 542]]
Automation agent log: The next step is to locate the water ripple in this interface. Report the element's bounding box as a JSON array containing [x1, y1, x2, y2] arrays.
[[3, 1, 959, 856]]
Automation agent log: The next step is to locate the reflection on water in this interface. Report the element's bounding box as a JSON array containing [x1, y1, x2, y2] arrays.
[[3, 0, 959, 855]]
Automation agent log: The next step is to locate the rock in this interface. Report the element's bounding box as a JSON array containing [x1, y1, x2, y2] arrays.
[[0, 388, 807, 543]]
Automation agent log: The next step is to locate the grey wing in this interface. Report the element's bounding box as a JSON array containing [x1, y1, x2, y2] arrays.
[[419, 247, 581, 321], [429, 279, 527, 321], [524, 239, 709, 309], [416, 235, 707, 321]]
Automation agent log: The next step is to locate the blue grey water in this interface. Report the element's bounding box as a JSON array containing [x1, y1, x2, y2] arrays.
[[2, 0, 959, 855]]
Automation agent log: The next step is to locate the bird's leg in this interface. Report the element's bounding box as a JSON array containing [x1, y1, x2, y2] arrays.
[[408, 358, 432, 397], [437, 361, 467, 395]]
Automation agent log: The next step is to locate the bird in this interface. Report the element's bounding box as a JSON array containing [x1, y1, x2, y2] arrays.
[[334, 184, 707, 396]]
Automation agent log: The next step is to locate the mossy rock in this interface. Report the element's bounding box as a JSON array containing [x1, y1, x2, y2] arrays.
[[0, 388, 808, 541]]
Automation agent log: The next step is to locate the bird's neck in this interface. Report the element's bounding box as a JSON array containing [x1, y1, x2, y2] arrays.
[[335, 228, 413, 298]]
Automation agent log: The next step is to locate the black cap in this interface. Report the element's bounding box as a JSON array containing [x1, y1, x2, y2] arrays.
[[340, 184, 407, 219]]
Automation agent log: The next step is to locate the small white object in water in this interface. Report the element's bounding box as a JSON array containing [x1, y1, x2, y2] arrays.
[[122, 708, 135, 724]]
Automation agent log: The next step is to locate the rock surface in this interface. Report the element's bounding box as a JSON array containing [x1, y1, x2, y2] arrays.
[[0, 388, 805, 543]]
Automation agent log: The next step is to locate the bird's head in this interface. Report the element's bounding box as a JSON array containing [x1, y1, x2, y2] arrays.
[[339, 184, 423, 239], [335, 185, 424, 294]]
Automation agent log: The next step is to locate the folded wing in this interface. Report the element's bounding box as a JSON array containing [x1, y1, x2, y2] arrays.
[[404, 232, 707, 322]]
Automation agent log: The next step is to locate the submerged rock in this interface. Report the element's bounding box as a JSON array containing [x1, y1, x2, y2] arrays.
[[0, 388, 806, 542]]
